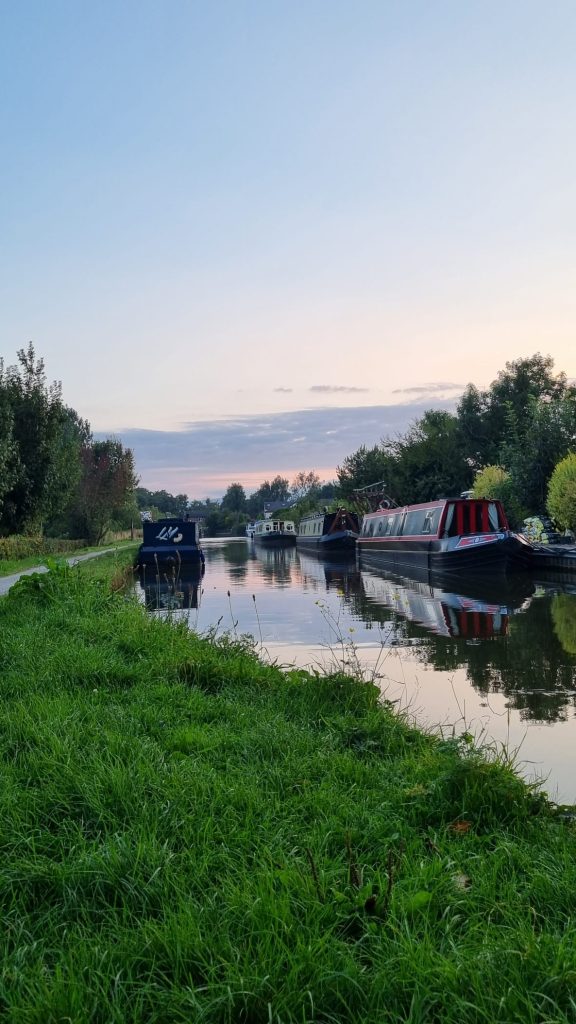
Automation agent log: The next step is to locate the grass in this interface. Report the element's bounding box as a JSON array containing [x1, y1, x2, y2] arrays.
[[0, 555, 575, 1022], [0, 539, 138, 578]]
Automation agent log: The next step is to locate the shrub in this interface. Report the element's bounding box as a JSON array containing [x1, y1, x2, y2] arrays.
[[0, 535, 85, 560], [471, 465, 524, 526], [547, 452, 576, 532]]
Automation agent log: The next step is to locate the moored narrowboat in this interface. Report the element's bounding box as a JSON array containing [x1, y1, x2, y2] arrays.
[[137, 517, 205, 569], [253, 518, 297, 546], [357, 498, 532, 575], [297, 507, 359, 553]]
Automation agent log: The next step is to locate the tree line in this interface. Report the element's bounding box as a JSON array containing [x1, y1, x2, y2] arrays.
[[135, 472, 338, 536], [3, 346, 576, 544]]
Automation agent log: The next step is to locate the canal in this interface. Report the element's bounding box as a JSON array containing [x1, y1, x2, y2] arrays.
[[135, 538, 576, 805]]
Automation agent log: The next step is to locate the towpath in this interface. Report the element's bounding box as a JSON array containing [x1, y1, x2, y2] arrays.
[[0, 550, 117, 598]]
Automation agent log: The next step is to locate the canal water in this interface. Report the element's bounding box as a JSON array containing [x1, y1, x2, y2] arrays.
[[135, 538, 576, 805]]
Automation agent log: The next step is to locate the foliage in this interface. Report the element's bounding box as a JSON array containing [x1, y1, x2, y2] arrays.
[[471, 465, 524, 526], [291, 470, 321, 501], [547, 452, 576, 531], [337, 444, 391, 499], [247, 475, 291, 516], [339, 354, 575, 517], [221, 482, 247, 514], [0, 344, 89, 535], [0, 534, 85, 562], [70, 439, 138, 544], [134, 487, 189, 516], [551, 593, 576, 656]]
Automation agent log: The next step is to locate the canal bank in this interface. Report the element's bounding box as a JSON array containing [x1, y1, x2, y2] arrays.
[[1, 553, 576, 1022]]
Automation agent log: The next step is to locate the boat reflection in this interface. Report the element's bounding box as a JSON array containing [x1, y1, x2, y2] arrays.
[[297, 550, 361, 598], [136, 565, 204, 611], [356, 562, 534, 639], [253, 545, 297, 586]]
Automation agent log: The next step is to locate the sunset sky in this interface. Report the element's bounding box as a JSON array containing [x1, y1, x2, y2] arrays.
[[2, 1, 575, 497]]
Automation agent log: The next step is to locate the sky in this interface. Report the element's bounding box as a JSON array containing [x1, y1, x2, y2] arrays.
[[1, 1, 575, 497]]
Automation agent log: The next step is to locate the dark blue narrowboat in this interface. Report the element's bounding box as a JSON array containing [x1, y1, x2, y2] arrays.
[[137, 518, 205, 569], [297, 508, 359, 554]]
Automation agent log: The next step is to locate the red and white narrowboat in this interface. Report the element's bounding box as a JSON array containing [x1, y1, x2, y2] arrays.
[[357, 498, 532, 575]]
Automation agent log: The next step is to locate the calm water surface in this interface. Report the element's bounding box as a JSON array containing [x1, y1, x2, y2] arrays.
[[135, 538, 576, 804]]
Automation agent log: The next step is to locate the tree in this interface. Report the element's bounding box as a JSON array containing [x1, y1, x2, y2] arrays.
[[291, 470, 321, 501], [0, 344, 87, 535], [387, 410, 470, 503], [221, 483, 247, 514], [500, 392, 576, 514], [336, 445, 390, 499], [221, 482, 247, 534], [547, 453, 576, 533], [247, 476, 291, 516], [0, 377, 15, 517], [73, 439, 138, 544]]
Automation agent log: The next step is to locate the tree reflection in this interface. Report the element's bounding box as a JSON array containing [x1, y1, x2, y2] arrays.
[[343, 567, 576, 724]]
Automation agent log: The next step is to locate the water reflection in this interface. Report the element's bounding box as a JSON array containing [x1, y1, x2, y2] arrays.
[[251, 544, 297, 587], [136, 565, 204, 611], [356, 564, 533, 639], [134, 539, 576, 801]]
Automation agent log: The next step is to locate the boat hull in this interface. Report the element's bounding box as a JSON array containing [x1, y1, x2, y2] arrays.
[[254, 532, 296, 547], [296, 530, 358, 553], [357, 532, 532, 576]]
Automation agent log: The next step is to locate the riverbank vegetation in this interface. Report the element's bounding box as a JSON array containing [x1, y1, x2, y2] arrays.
[[1, 556, 576, 1021]]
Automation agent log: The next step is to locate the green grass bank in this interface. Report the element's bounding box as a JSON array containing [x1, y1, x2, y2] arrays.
[[1, 555, 576, 1023]]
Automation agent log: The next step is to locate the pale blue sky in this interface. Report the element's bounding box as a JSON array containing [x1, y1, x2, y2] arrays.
[[2, 2, 575, 496]]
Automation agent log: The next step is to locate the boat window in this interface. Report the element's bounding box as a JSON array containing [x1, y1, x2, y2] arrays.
[[403, 509, 433, 535], [422, 508, 441, 535], [384, 515, 396, 536], [377, 520, 385, 535], [488, 503, 500, 531], [442, 503, 456, 537]]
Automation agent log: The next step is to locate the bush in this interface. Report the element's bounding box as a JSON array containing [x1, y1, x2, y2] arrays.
[[471, 465, 525, 526], [0, 535, 85, 561], [547, 452, 576, 532]]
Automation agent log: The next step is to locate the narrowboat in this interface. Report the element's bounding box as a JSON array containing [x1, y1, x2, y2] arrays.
[[297, 507, 360, 553], [357, 497, 532, 575], [253, 518, 296, 546], [137, 517, 205, 569]]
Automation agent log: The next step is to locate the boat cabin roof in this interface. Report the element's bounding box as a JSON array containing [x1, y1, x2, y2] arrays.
[[363, 497, 503, 518]]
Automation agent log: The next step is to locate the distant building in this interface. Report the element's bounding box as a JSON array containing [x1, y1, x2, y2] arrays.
[[263, 499, 294, 519]]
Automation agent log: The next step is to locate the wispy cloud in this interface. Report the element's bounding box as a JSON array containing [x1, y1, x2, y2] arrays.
[[274, 387, 293, 393], [392, 381, 464, 398], [309, 385, 370, 393]]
